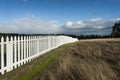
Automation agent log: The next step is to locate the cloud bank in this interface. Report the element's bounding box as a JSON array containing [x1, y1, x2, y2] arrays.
[[0, 17, 120, 35], [0, 18, 61, 34], [62, 18, 120, 35]]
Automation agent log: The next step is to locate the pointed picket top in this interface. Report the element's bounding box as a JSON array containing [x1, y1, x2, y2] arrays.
[[36, 36, 38, 39], [6, 36, 9, 42], [18, 36, 20, 40], [21, 36, 23, 41], [14, 36, 16, 41], [1, 36, 4, 42], [10, 36, 13, 41], [30, 36, 31, 40]]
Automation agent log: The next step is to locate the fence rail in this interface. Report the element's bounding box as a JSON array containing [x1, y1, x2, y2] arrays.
[[0, 35, 78, 75]]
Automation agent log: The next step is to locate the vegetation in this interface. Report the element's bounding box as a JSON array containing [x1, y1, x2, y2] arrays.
[[37, 40, 120, 80], [111, 21, 120, 37], [66, 34, 111, 40]]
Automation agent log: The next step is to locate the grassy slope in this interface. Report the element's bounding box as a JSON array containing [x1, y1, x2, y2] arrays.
[[38, 40, 120, 80], [0, 43, 73, 80]]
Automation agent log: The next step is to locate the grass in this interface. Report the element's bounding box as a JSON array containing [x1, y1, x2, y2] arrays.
[[0, 43, 73, 80], [37, 40, 120, 80]]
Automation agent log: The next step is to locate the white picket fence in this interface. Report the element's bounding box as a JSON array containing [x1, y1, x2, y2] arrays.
[[0, 35, 78, 75]]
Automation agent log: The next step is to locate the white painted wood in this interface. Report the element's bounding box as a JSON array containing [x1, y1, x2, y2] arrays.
[[31, 36, 33, 56], [21, 36, 23, 65], [18, 36, 20, 66], [28, 36, 30, 58], [37, 36, 39, 53], [6, 36, 11, 72], [24, 36, 26, 63], [10, 36, 13, 70], [14, 36, 17, 68], [1, 37, 4, 74], [26, 36, 29, 62], [30, 36, 32, 57], [6, 37, 9, 72]]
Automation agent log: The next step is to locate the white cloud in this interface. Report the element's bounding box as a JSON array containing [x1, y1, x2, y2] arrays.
[[66, 21, 85, 29], [48, 20, 57, 23], [0, 17, 61, 34], [111, 18, 120, 21], [90, 18, 102, 21], [66, 21, 73, 27], [77, 21, 85, 26]]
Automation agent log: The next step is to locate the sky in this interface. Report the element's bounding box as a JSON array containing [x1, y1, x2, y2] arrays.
[[0, 0, 120, 35]]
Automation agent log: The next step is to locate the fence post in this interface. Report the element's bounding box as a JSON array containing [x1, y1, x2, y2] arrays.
[[31, 36, 32, 57], [28, 36, 30, 59], [37, 36, 39, 54], [35, 36, 37, 55], [39, 37, 42, 52], [30, 36, 32, 57], [6, 36, 13, 72], [21, 36, 23, 65], [6, 36, 10, 72], [1, 37, 4, 74], [26, 36, 29, 62], [18, 36, 20, 66], [14, 36, 17, 68], [45, 37, 46, 50], [23, 36, 26, 63], [48, 36, 50, 49], [47, 36, 49, 49], [10, 36, 13, 71], [33, 36, 35, 56]]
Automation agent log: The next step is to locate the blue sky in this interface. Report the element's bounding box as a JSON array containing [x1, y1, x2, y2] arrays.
[[0, 0, 120, 35]]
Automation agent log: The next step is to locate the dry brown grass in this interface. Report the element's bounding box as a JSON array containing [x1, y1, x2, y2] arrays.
[[37, 40, 120, 80]]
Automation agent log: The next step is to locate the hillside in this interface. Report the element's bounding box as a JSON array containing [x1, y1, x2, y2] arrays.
[[0, 38, 120, 80], [38, 39, 120, 80]]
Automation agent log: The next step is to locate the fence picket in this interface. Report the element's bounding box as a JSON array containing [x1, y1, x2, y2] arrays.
[[26, 36, 29, 62], [18, 36, 20, 66], [21, 36, 23, 65], [23, 36, 26, 63], [14, 36, 17, 68], [10, 36, 13, 71], [1, 37, 4, 74]]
